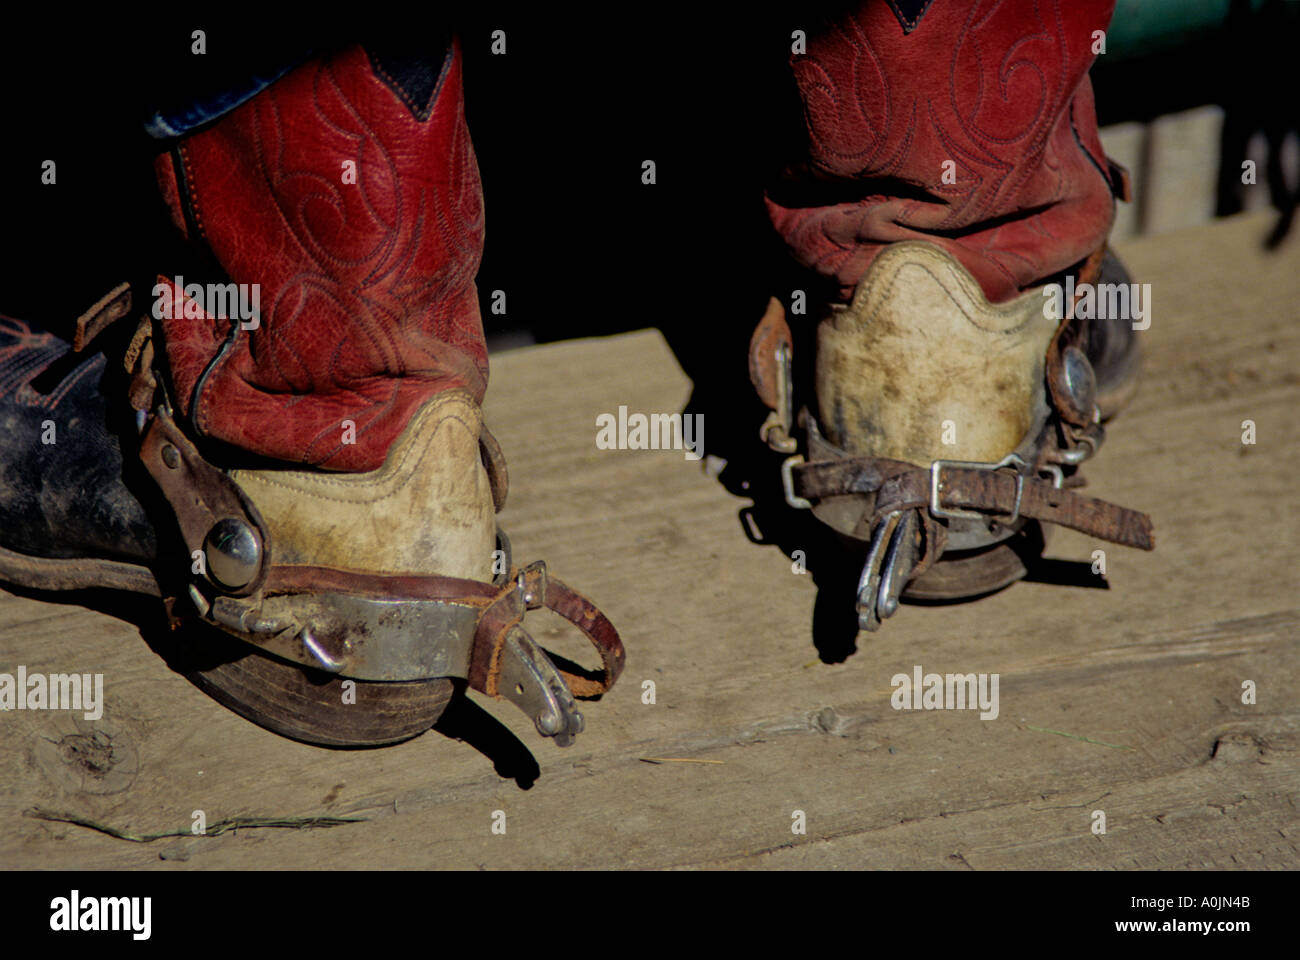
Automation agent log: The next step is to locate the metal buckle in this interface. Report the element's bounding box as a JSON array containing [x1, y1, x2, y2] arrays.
[[781, 455, 814, 510], [516, 560, 547, 609], [929, 453, 1026, 523]]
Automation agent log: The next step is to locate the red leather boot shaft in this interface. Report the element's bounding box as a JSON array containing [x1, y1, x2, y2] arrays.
[[156, 41, 485, 471], [767, 0, 1118, 304]]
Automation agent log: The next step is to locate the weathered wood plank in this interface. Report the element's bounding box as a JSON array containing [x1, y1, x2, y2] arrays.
[[0, 210, 1296, 869]]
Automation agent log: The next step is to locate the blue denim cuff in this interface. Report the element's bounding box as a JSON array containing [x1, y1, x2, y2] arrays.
[[143, 56, 310, 139]]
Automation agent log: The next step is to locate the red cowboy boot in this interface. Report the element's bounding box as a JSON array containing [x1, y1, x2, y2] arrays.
[[153, 41, 488, 472], [752, 0, 1152, 631], [0, 40, 624, 749]]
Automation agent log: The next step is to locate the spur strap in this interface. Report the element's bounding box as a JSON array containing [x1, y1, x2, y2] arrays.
[[792, 456, 1153, 550]]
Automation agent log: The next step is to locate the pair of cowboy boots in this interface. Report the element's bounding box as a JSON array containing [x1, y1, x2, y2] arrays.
[[0, 3, 1151, 753]]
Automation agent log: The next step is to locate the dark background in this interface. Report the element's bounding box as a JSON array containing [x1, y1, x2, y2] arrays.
[[0, 10, 796, 363]]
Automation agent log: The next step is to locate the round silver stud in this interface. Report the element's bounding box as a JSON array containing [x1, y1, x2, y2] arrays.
[[1060, 345, 1097, 422], [203, 517, 261, 590]]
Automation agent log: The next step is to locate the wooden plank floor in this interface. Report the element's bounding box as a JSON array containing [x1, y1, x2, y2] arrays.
[[1, 210, 1296, 869]]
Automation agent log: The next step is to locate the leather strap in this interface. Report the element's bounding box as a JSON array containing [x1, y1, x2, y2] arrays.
[[749, 297, 799, 453], [468, 564, 625, 698], [877, 466, 1152, 549], [468, 581, 524, 695], [140, 409, 273, 596], [1045, 242, 1108, 427], [793, 456, 916, 500], [540, 576, 625, 697], [794, 457, 1153, 550], [748, 296, 792, 412], [265, 564, 499, 603], [479, 425, 509, 513], [72, 282, 133, 352]]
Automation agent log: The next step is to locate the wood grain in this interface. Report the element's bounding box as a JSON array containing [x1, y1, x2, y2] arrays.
[[1, 210, 1296, 869]]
